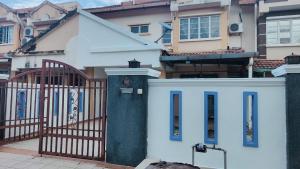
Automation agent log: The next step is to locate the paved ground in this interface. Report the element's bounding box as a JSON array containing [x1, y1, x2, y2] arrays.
[[0, 139, 132, 169], [0, 152, 107, 169]]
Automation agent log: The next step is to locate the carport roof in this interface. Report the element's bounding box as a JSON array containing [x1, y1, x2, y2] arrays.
[[161, 51, 258, 65]]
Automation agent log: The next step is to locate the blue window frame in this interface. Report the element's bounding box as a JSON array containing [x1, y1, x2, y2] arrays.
[[243, 92, 258, 147], [36, 91, 40, 117], [170, 91, 182, 141], [17, 90, 26, 120], [54, 91, 59, 116], [68, 91, 83, 114], [204, 92, 218, 144], [79, 92, 83, 113]]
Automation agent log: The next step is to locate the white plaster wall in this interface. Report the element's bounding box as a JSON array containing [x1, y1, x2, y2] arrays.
[[229, 0, 256, 52], [147, 78, 286, 169]]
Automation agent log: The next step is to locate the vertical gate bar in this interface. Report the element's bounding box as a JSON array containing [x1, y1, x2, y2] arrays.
[[33, 74, 38, 137], [60, 66, 65, 155], [19, 79, 24, 140], [45, 61, 52, 152], [97, 81, 102, 160], [50, 63, 56, 153], [92, 80, 97, 159], [81, 79, 86, 157], [55, 65, 61, 154], [101, 80, 107, 160], [75, 75, 81, 156], [39, 60, 46, 154], [87, 80, 91, 158], [8, 81, 13, 140], [24, 74, 29, 139], [45, 62, 52, 153], [3, 81, 8, 142], [29, 73, 33, 139], [70, 72, 76, 156], [13, 80, 19, 141], [65, 67, 71, 155]]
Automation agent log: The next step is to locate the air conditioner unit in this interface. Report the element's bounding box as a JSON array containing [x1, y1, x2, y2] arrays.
[[24, 27, 33, 37], [21, 37, 31, 46], [229, 23, 243, 34]]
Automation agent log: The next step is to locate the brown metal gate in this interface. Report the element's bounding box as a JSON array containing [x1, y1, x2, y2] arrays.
[[0, 59, 107, 161], [0, 69, 44, 144]]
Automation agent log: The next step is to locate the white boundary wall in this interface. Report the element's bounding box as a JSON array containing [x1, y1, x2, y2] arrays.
[[147, 78, 286, 169]]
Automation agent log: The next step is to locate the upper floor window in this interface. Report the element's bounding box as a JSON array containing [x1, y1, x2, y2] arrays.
[[0, 26, 13, 44], [180, 15, 220, 40], [162, 22, 172, 44], [130, 24, 149, 34], [267, 18, 300, 45]]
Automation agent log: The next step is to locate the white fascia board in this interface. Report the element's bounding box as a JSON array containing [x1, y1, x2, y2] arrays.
[[0, 74, 9, 80], [77, 9, 164, 50], [272, 64, 300, 77], [148, 78, 285, 87], [105, 68, 161, 78], [90, 45, 162, 53]]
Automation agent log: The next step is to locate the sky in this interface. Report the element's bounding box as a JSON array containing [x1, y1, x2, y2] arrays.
[[0, 0, 126, 9]]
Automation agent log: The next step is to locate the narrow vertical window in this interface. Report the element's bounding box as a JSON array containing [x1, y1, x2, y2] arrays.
[[170, 91, 182, 141], [17, 90, 26, 120], [79, 92, 83, 113], [54, 91, 59, 116], [243, 92, 258, 147], [36, 91, 40, 117], [204, 92, 218, 144]]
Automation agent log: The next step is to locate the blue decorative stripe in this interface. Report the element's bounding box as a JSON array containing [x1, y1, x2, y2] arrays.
[[79, 92, 83, 113], [204, 91, 218, 145], [243, 91, 259, 148], [17, 90, 26, 120], [36, 91, 40, 117], [170, 91, 182, 141], [54, 91, 59, 116]]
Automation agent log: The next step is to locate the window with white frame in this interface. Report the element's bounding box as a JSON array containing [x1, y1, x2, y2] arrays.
[[162, 22, 172, 44], [0, 26, 13, 44], [267, 18, 300, 45], [130, 24, 149, 34], [180, 15, 220, 40]]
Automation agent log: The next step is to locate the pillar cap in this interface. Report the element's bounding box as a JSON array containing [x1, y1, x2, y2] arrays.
[[105, 68, 161, 78], [272, 64, 300, 77]]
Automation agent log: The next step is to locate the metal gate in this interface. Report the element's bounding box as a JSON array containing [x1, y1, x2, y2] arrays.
[[0, 59, 107, 161], [0, 69, 44, 144]]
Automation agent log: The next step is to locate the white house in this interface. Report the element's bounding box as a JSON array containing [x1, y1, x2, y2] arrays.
[[11, 8, 164, 79]]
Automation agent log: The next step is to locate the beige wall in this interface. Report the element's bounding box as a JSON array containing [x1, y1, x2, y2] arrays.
[[106, 12, 172, 44], [267, 46, 300, 59], [0, 23, 20, 53], [0, 6, 8, 16], [31, 4, 64, 21], [172, 7, 229, 53], [35, 15, 79, 51]]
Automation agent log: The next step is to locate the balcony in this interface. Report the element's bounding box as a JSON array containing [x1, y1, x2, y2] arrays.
[[259, 0, 300, 14], [171, 0, 229, 11]]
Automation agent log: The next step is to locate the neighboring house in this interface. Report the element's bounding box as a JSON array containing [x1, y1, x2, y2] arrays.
[[256, 0, 300, 75], [11, 9, 163, 79], [0, 0, 80, 77], [86, 0, 258, 78]]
